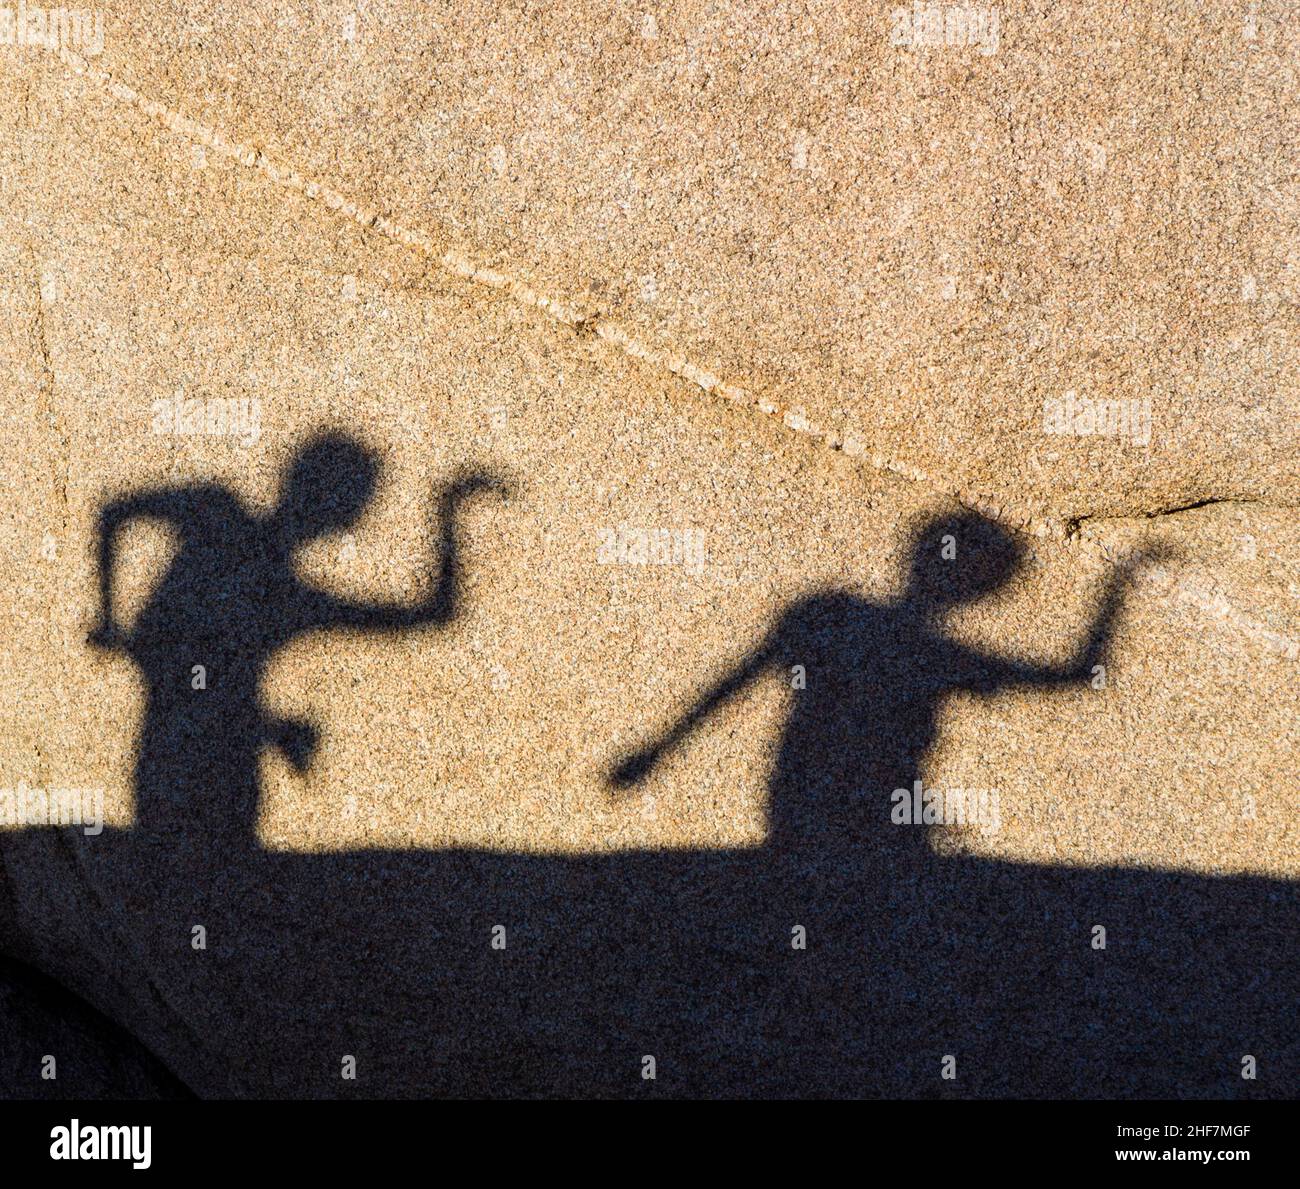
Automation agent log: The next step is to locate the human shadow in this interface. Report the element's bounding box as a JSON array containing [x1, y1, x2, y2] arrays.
[[86, 432, 508, 852], [0, 453, 1294, 1099], [612, 514, 1128, 864]]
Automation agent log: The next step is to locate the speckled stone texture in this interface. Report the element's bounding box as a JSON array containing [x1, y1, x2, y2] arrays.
[[0, 2, 1295, 1098]]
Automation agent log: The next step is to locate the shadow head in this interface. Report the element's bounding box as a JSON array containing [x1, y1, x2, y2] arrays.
[[274, 432, 380, 540], [904, 511, 1025, 611]]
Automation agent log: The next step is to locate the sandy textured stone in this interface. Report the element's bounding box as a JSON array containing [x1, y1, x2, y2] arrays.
[[0, 4, 1295, 1098], [30, 0, 1297, 524]]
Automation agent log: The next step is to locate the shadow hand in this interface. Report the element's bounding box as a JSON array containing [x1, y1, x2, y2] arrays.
[[1115, 539, 1180, 581], [609, 749, 657, 790], [273, 717, 320, 774], [87, 621, 125, 652], [444, 470, 512, 503]]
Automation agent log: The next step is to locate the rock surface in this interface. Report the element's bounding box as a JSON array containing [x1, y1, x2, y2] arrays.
[[0, 3, 1295, 1098]]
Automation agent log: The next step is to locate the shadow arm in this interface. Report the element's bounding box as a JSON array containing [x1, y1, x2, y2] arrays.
[[609, 634, 779, 787], [976, 566, 1130, 690], [309, 471, 507, 634], [89, 488, 193, 647]]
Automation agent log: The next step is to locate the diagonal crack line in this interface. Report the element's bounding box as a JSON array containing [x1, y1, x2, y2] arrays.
[[45, 48, 1075, 535], [41, 48, 1297, 567]]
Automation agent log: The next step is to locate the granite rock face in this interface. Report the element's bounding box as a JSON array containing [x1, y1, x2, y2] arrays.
[[0, 4, 1295, 1098], [38, 0, 1297, 524]]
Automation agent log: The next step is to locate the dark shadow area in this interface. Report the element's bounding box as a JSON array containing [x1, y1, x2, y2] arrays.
[[1, 433, 1295, 1098], [0, 953, 192, 1100]]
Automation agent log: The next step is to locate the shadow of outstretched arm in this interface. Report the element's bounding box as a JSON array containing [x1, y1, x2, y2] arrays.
[[307, 470, 510, 633], [609, 631, 781, 789], [975, 547, 1168, 690]]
